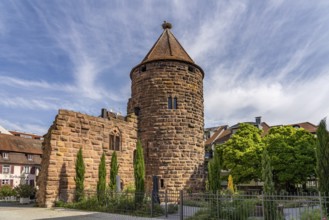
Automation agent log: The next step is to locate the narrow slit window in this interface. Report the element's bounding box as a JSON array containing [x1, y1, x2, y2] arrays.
[[110, 129, 121, 151], [110, 135, 115, 150], [188, 66, 195, 72], [168, 97, 172, 109], [134, 107, 140, 116], [115, 136, 120, 151], [173, 97, 178, 109], [141, 65, 147, 72]]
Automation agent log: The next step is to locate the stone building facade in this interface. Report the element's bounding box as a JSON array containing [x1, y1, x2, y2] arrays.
[[37, 22, 205, 207], [37, 110, 137, 207]]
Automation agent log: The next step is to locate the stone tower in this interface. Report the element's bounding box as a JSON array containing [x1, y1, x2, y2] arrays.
[[128, 22, 205, 191]]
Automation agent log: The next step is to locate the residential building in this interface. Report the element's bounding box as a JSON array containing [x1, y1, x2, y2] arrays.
[[0, 133, 42, 188], [205, 117, 317, 156]]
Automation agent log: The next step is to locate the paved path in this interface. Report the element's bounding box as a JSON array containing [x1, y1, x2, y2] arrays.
[[0, 202, 185, 220]]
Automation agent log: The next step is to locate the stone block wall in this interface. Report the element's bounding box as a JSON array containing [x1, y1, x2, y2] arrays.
[[37, 109, 137, 207], [128, 60, 205, 192]]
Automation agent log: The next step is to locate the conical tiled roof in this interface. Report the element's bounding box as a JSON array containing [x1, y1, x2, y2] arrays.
[[140, 22, 194, 65]]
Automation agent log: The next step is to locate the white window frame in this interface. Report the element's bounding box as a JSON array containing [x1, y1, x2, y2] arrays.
[[1, 179, 9, 185], [2, 152, 8, 159], [24, 166, 30, 174], [27, 154, 33, 161], [2, 164, 10, 174]]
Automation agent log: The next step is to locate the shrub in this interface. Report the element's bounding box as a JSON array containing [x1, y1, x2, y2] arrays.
[[14, 184, 35, 198], [0, 185, 16, 197], [301, 209, 328, 220]]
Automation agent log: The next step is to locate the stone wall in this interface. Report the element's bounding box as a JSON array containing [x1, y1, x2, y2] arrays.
[[128, 60, 205, 192], [37, 109, 137, 207]]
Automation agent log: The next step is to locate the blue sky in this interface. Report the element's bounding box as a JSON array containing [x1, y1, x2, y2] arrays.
[[0, 0, 329, 135]]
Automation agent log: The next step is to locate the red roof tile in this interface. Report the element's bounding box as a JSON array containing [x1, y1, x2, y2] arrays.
[[0, 133, 42, 155]]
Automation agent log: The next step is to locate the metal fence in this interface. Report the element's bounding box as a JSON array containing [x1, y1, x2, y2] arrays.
[[57, 189, 329, 220], [181, 192, 329, 220]]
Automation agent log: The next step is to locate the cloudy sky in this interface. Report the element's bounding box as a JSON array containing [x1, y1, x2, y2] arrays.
[[0, 0, 329, 135]]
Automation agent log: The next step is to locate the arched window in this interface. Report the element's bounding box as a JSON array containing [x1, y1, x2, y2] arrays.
[[109, 128, 121, 151]]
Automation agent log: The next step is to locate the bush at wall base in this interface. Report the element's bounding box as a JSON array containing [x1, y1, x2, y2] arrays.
[[14, 184, 36, 204]]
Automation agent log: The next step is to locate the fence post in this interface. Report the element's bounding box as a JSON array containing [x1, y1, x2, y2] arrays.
[[319, 191, 323, 219], [261, 192, 265, 219], [165, 190, 168, 218], [216, 190, 219, 219], [180, 190, 183, 220], [151, 191, 154, 217]]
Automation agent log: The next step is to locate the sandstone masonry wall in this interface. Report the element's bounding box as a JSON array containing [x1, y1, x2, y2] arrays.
[[128, 60, 205, 191], [37, 109, 137, 207]]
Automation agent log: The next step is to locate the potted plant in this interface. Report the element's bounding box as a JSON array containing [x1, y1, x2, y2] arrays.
[[14, 184, 35, 204]]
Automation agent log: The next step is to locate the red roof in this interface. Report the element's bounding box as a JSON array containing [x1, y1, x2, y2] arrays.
[[0, 133, 42, 155]]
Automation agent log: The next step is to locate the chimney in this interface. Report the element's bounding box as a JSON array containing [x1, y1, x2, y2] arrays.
[[101, 108, 108, 118], [255, 116, 261, 125]]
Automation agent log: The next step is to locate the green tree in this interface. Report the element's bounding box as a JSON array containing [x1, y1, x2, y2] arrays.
[[208, 149, 221, 193], [134, 140, 145, 204], [315, 119, 329, 215], [218, 123, 264, 184], [97, 152, 106, 203], [109, 151, 119, 191], [75, 148, 85, 202], [264, 126, 316, 192]]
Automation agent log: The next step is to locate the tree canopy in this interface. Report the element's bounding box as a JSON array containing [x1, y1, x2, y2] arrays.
[[264, 126, 316, 191], [218, 123, 264, 184], [216, 123, 316, 192]]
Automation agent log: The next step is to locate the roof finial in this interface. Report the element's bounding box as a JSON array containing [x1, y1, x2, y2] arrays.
[[162, 21, 172, 29]]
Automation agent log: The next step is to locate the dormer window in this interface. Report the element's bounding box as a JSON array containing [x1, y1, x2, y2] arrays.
[[2, 152, 8, 159], [27, 154, 33, 161]]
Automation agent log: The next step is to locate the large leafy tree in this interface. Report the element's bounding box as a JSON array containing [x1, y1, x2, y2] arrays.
[[109, 151, 119, 191], [218, 123, 264, 184], [75, 148, 85, 202], [264, 126, 316, 192], [315, 119, 329, 214]]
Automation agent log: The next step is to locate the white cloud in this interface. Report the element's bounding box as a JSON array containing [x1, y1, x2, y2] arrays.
[[0, 76, 74, 92], [1, 0, 329, 134]]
